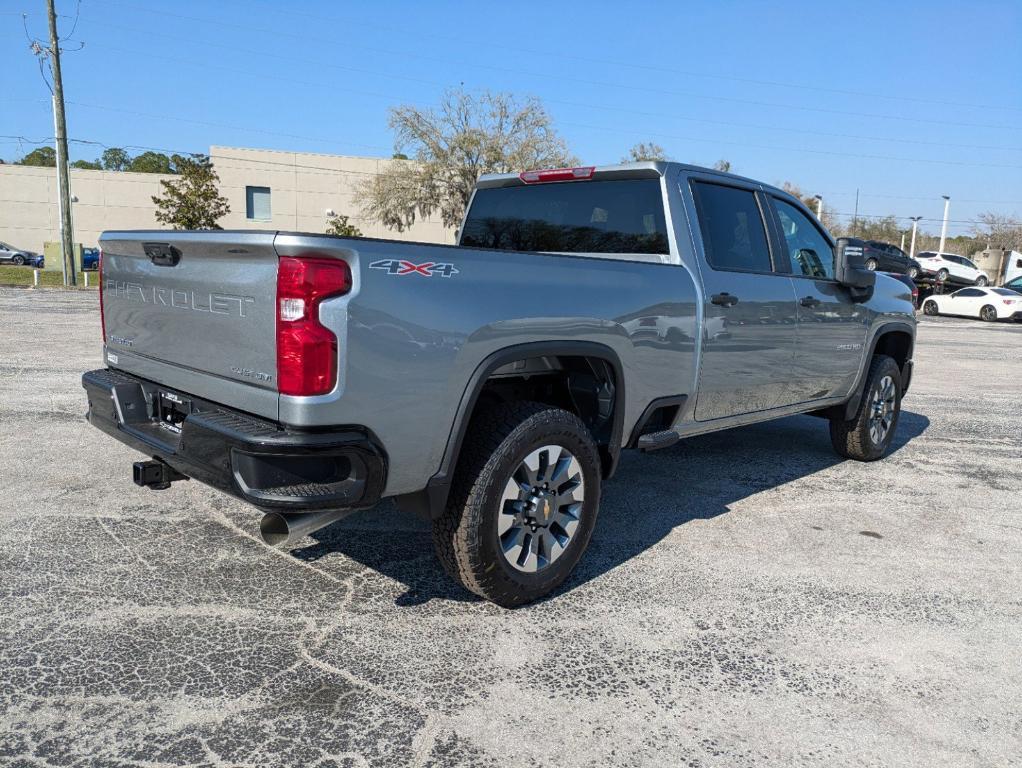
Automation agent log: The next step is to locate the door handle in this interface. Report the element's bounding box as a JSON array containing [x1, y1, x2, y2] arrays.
[[800, 296, 822, 308], [710, 292, 739, 307]]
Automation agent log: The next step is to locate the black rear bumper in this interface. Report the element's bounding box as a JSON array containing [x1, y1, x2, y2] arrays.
[[82, 368, 386, 512]]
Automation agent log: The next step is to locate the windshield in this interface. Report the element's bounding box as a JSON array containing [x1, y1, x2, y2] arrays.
[[461, 178, 669, 254]]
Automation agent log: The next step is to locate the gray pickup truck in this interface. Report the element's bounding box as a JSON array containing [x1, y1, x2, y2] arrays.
[[83, 162, 916, 606]]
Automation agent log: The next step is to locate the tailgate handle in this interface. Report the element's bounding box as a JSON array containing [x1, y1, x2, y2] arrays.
[[143, 242, 182, 267]]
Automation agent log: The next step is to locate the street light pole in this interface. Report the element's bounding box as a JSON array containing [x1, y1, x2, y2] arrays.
[[813, 194, 823, 219], [909, 216, 922, 259], [937, 196, 951, 256]]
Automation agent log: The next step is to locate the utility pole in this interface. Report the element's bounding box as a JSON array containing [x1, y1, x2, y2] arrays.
[[937, 195, 951, 256], [851, 188, 859, 236], [900, 232, 906, 251], [909, 216, 922, 259], [45, 0, 76, 286], [813, 194, 823, 219]]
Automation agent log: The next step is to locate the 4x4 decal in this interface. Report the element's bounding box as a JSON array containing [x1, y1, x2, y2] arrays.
[[369, 259, 459, 278]]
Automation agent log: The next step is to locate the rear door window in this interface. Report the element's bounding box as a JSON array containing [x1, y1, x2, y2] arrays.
[[460, 178, 668, 254], [690, 182, 773, 273]]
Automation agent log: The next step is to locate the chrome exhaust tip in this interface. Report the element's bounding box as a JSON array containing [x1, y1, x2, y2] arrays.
[[259, 508, 353, 546]]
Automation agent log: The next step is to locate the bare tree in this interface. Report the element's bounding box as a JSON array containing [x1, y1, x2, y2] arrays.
[[356, 88, 575, 231], [712, 159, 732, 172], [781, 181, 839, 232], [972, 212, 1022, 250], [622, 142, 669, 162]]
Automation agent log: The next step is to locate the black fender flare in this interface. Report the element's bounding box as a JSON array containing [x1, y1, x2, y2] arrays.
[[395, 340, 626, 519], [839, 321, 915, 420]]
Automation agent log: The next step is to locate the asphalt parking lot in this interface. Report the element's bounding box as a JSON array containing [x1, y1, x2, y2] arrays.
[[1, 286, 1020, 767]]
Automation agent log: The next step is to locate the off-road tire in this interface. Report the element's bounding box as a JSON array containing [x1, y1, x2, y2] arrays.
[[829, 355, 902, 462], [432, 401, 601, 607]]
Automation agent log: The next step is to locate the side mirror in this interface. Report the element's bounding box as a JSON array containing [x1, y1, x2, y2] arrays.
[[835, 238, 876, 301]]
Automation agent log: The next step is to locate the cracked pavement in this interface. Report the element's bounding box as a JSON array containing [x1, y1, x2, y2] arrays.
[[1, 287, 1020, 767]]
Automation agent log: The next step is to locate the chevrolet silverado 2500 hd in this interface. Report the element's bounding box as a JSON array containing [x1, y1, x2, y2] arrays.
[[83, 162, 916, 606]]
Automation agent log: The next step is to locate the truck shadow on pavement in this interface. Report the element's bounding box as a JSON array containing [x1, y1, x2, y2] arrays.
[[293, 410, 929, 607]]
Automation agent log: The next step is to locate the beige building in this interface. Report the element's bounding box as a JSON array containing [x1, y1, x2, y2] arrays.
[[0, 145, 454, 255]]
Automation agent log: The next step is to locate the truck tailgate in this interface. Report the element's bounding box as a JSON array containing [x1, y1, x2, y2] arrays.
[[99, 231, 280, 416]]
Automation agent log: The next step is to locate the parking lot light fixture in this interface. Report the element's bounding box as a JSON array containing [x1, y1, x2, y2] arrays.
[[938, 196, 951, 256], [909, 216, 923, 259]]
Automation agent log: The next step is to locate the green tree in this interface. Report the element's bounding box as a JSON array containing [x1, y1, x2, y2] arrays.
[[623, 142, 668, 162], [71, 159, 103, 170], [356, 87, 575, 231], [152, 154, 230, 230], [325, 213, 363, 237], [17, 147, 56, 167], [101, 147, 131, 171], [129, 151, 175, 174]]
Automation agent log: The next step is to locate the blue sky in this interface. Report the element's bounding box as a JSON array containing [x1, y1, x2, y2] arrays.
[[3, 0, 1021, 236]]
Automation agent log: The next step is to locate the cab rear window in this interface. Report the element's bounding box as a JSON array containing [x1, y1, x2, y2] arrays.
[[460, 179, 669, 254]]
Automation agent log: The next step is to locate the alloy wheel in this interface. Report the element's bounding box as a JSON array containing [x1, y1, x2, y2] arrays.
[[868, 375, 896, 446], [497, 445, 585, 573]]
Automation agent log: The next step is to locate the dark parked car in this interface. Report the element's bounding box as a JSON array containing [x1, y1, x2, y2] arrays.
[[82, 247, 100, 270], [883, 272, 918, 308], [864, 241, 921, 278], [1004, 275, 1022, 293]]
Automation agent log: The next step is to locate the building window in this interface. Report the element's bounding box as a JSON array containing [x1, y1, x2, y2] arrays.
[[246, 186, 271, 220]]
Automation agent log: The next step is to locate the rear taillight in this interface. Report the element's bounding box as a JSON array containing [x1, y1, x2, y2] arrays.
[[98, 249, 106, 343], [519, 166, 595, 184], [276, 256, 351, 396]]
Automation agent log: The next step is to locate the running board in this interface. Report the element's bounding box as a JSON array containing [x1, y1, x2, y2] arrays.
[[637, 429, 680, 452]]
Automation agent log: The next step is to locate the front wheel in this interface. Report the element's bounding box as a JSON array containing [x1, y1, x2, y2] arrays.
[[907, 266, 919, 279], [936, 268, 949, 282], [432, 402, 602, 607], [12, 255, 25, 266], [865, 258, 878, 271], [980, 304, 997, 322], [975, 275, 989, 287], [829, 355, 902, 462], [923, 299, 939, 316]]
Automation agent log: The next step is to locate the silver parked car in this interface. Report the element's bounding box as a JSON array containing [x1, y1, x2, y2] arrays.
[[0, 241, 37, 266]]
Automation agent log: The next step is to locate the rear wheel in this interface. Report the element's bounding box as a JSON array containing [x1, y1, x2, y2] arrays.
[[907, 265, 919, 279], [432, 402, 601, 607], [980, 304, 997, 322], [865, 258, 878, 271], [829, 355, 902, 462], [923, 299, 939, 316]]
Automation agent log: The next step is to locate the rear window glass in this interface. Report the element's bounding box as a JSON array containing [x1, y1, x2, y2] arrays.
[[992, 288, 1019, 296], [460, 179, 669, 254], [691, 182, 772, 273]]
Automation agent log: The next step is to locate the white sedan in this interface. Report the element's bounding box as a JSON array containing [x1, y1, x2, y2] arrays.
[[914, 251, 989, 285], [922, 286, 1022, 322]]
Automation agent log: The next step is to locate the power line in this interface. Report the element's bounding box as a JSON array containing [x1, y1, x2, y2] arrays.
[[87, 0, 1022, 118], [44, 44, 1022, 172], [78, 23, 1022, 155], [80, 2, 1022, 133]]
